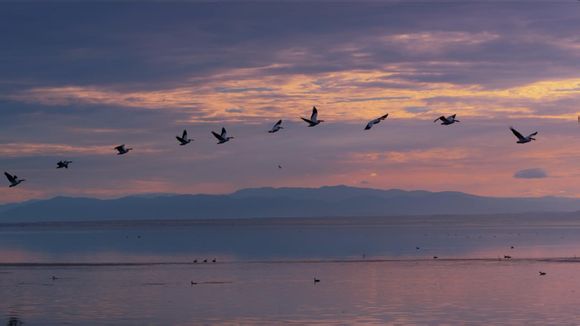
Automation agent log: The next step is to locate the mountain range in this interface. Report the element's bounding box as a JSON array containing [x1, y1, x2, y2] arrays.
[[1, 185, 579, 223]]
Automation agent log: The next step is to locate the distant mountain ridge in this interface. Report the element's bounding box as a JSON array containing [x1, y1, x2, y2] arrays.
[[1, 185, 579, 222]]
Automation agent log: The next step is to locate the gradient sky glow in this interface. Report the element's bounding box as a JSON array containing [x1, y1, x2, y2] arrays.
[[1, 1, 580, 204]]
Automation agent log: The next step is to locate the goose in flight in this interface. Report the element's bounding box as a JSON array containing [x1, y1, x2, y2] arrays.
[[56, 160, 72, 169], [301, 106, 324, 127], [364, 113, 389, 130], [433, 114, 460, 125], [176, 129, 193, 145], [268, 120, 283, 133], [212, 127, 234, 144], [114, 144, 133, 155], [510, 127, 537, 144], [4, 172, 25, 188]]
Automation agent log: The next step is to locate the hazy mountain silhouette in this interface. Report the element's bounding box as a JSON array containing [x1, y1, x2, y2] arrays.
[[1, 185, 580, 222]]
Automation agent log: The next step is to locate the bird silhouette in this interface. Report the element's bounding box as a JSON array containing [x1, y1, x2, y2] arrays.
[[510, 127, 537, 144], [176, 129, 193, 145], [56, 160, 72, 169], [4, 172, 25, 188], [268, 120, 283, 133], [114, 144, 132, 155], [433, 114, 459, 125], [301, 106, 324, 127], [364, 113, 389, 130], [211, 127, 234, 144]]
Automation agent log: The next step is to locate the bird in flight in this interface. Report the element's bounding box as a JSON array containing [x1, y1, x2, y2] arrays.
[[301, 106, 324, 127], [433, 114, 460, 125], [268, 120, 283, 133], [510, 127, 538, 144], [4, 172, 25, 188], [176, 129, 193, 146], [114, 144, 133, 155], [56, 160, 72, 169], [212, 127, 234, 144], [364, 113, 389, 130]]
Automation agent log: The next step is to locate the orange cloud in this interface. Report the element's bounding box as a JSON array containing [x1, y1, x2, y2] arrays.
[[8, 70, 580, 124], [0, 143, 163, 157]]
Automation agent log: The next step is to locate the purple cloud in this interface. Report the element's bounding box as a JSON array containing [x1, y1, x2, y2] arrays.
[[514, 168, 548, 179]]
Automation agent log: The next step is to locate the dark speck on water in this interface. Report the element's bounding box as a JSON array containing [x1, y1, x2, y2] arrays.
[[1, 215, 580, 324]]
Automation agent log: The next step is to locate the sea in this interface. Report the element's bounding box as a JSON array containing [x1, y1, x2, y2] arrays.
[[2, 215, 580, 325]]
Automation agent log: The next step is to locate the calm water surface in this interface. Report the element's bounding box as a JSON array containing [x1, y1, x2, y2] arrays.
[[2, 216, 580, 325]]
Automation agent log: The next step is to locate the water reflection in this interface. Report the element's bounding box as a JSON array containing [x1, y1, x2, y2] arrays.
[[2, 216, 580, 263], [3, 216, 580, 324], [2, 260, 580, 324]]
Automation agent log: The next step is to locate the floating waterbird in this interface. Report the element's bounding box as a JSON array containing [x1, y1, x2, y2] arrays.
[[56, 160, 72, 169]]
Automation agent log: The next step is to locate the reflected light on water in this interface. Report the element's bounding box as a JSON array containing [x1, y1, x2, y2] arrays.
[[3, 217, 580, 324], [1, 261, 580, 324]]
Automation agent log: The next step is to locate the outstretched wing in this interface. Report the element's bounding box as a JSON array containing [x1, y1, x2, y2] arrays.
[[433, 116, 445, 123], [221, 127, 227, 138], [379, 113, 389, 121], [114, 144, 125, 151], [273, 120, 282, 128], [4, 172, 15, 183], [364, 121, 373, 130], [301, 117, 314, 124], [182, 130, 188, 139], [510, 127, 525, 141], [528, 131, 538, 137], [450, 114, 456, 119], [212, 131, 225, 141], [311, 106, 318, 121]]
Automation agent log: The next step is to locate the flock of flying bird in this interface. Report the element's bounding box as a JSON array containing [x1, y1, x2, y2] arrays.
[[3, 106, 539, 188]]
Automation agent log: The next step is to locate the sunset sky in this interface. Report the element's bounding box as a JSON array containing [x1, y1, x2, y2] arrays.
[[1, 2, 580, 204]]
